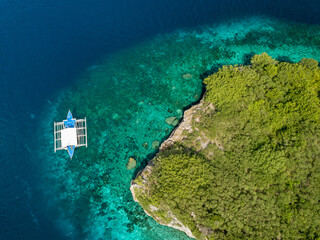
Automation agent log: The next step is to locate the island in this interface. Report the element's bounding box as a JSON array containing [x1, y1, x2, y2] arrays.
[[130, 53, 320, 239]]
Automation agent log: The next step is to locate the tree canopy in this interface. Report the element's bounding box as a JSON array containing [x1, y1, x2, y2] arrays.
[[133, 53, 320, 239]]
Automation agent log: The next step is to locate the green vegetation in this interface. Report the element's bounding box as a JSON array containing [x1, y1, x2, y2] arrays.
[[133, 53, 320, 239]]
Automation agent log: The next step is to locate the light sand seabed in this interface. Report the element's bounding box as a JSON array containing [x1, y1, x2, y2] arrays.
[[36, 16, 320, 240]]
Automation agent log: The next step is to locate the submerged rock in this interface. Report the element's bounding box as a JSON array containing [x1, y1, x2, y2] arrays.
[[112, 113, 120, 120], [165, 116, 179, 126], [176, 109, 183, 118], [126, 157, 136, 170], [142, 142, 149, 149], [182, 73, 193, 79], [151, 140, 160, 149]]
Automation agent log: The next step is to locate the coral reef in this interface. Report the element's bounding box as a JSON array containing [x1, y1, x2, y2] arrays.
[[37, 17, 320, 239]]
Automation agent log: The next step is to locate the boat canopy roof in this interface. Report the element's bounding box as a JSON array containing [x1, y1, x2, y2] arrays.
[[61, 128, 77, 148]]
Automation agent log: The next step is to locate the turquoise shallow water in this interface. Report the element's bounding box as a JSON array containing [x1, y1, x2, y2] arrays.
[[36, 16, 320, 239]]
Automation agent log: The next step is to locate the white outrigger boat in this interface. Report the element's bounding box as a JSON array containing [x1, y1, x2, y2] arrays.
[[54, 110, 87, 158]]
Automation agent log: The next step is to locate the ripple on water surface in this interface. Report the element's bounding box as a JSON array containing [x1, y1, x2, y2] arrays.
[[37, 16, 320, 240]]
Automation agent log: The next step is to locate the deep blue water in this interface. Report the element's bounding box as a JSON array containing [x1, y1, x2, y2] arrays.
[[1, 0, 320, 239]]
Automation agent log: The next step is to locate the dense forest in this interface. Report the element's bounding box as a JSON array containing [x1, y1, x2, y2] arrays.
[[132, 53, 320, 239]]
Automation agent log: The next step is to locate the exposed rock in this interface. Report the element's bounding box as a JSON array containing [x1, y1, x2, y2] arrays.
[[126, 157, 136, 170], [161, 99, 206, 150], [131, 162, 154, 202], [164, 211, 196, 239]]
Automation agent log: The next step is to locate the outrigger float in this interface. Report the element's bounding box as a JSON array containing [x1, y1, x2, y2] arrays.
[[54, 110, 87, 158]]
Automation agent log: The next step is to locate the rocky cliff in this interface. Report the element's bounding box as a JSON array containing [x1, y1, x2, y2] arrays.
[[130, 98, 215, 239]]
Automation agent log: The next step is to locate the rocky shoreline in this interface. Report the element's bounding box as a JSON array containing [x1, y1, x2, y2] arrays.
[[130, 98, 209, 239]]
